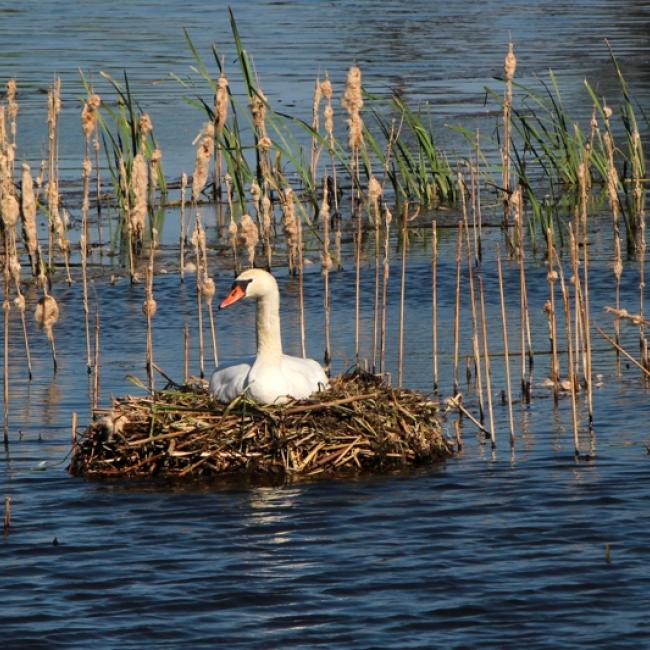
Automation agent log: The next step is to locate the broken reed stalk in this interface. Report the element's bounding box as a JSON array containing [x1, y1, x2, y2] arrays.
[[81, 157, 92, 374], [380, 206, 392, 375], [578, 159, 594, 427], [354, 202, 362, 363], [369, 176, 382, 371], [596, 326, 650, 379], [143, 245, 156, 394], [496, 246, 515, 448], [431, 219, 438, 391], [502, 42, 516, 226], [555, 248, 580, 457], [546, 227, 560, 402], [513, 188, 533, 401], [397, 204, 408, 386], [453, 222, 463, 395], [297, 212, 306, 358], [478, 275, 496, 447], [3, 495, 9, 534], [320, 177, 332, 372], [193, 218, 206, 378], [180, 172, 187, 282], [183, 322, 190, 384], [93, 308, 100, 411]]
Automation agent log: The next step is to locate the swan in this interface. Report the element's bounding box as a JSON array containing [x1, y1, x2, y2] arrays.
[[209, 268, 329, 404]]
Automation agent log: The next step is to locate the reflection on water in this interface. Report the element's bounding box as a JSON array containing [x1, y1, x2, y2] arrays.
[[2, 1, 650, 648]]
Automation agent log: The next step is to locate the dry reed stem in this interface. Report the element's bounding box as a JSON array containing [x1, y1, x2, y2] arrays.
[[453, 222, 463, 395], [296, 211, 306, 359], [180, 172, 187, 281], [19, 163, 39, 275], [555, 248, 580, 456], [183, 322, 190, 384], [431, 220, 438, 391], [192, 123, 215, 204], [281, 187, 299, 274], [310, 76, 322, 183], [143, 245, 157, 393], [546, 228, 560, 401], [596, 326, 650, 379], [320, 178, 332, 371], [397, 205, 409, 387], [354, 202, 362, 363], [3, 496, 10, 533], [93, 308, 100, 412], [35, 293, 59, 372], [496, 246, 515, 448], [368, 176, 382, 371], [380, 206, 392, 375], [192, 218, 206, 378], [478, 275, 495, 447], [81, 156, 93, 373]]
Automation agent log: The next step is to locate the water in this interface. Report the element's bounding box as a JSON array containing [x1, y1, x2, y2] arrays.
[[3, 1, 650, 647]]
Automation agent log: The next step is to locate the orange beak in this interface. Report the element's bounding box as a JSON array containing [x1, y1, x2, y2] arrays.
[[219, 284, 246, 309]]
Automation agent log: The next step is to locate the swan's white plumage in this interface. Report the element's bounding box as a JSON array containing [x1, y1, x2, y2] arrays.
[[209, 269, 329, 404]]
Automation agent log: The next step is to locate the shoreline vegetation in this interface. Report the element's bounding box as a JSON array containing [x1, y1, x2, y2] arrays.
[[0, 13, 648, 469]]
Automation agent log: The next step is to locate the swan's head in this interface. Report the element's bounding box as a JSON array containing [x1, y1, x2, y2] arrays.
[[219, 268, 278, 309]]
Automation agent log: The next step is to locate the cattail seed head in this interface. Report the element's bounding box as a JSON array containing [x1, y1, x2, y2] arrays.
[[14, 294, 25, 313], [348, 111, 364, 149], [250, 91, 267, 131], [35, 294, 59, 340], [138, 113, 153, 138], [1, 192, 19, 229], [192, 124, 215, 202], [203, 277, 216, 305], [342, 66, 363, 114], [320, 75, 333, 100], [603, 104, 613, 120], [368, 176, 382, 204], [131, 153, 148, 237], [504, 42, 517, 82], [81, 94, 101, 139], [142, 296, 157, 318], [238, 213, 259, 267], [20, 163, 38, 257], [215, 73, 229, 134], [6, 79, 18, 121]]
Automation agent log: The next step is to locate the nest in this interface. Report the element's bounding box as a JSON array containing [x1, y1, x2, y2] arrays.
[[69, 370, 453, 483]]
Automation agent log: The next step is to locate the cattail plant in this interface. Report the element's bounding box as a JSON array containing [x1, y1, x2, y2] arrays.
[[192, 122, 215, 205], [6, 79, 17, 174], [81, 94, 101, 242], [502, 42, 516, 227], [250, 89, 272, 184], [192, 218, 206, 378], [546, 228, 560, 401], [310, 76, 323, 183], [46, 77, 62, 273]]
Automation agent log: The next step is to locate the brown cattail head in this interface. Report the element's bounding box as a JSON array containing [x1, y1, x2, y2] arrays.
[[320, 74, 333, 100], [203, 277, 216, 305], [6, 79, 18, 121], [282, 187, 299, 258], [192, 123, 215, 202], [215, 73, 229, 134], [258, 136, 273, 151], [250, 180, 261, 211], [368, 175, 382, 205], [142, 296, 157, 318], [81, 94, 101, 140], [35, 294, 59, 341], [1, 192, 19, 229], [238, 213, 259, 267], [20, 163, 38, 257], [348, 111, 364, 149], [131, 153, 148, 238], [342, 66, 363, 115], [138, 113, 153, 139], [603, 103, 613, 121], [504, 42, 517, 82], [250, 91, 267, 131]]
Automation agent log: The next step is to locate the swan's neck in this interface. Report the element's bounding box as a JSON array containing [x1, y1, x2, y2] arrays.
[[256, 289, 283, 360]]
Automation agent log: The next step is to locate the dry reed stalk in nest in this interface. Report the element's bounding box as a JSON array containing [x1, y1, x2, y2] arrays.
[[368, 176, 382, 371], [238, 213, 259, 268], [192, 219, 206, 378], [380, 206, 392, 375], [320, 178, 333, 371]]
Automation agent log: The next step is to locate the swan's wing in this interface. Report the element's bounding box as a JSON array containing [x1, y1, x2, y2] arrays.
[[280, 355, 330, 395], [208, 358, 254, 402]]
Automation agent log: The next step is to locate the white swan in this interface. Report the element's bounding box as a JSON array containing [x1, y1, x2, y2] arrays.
[[209, 268, 329, 404]]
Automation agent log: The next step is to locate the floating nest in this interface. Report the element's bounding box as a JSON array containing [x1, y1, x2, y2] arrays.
[[69, 369, 453, 482]]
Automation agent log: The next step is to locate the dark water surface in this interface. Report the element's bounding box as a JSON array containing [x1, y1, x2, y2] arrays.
[[2, 2, 650, 648]]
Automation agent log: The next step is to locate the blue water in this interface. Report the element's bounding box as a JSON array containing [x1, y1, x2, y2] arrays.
[[2, 1, 650, 648]]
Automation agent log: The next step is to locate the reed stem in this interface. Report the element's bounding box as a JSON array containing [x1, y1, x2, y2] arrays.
[[453, 222, 463, 395], [496, 246, 515, 448], [397, 204, 408, 386], [431, 219, 438, 391]]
